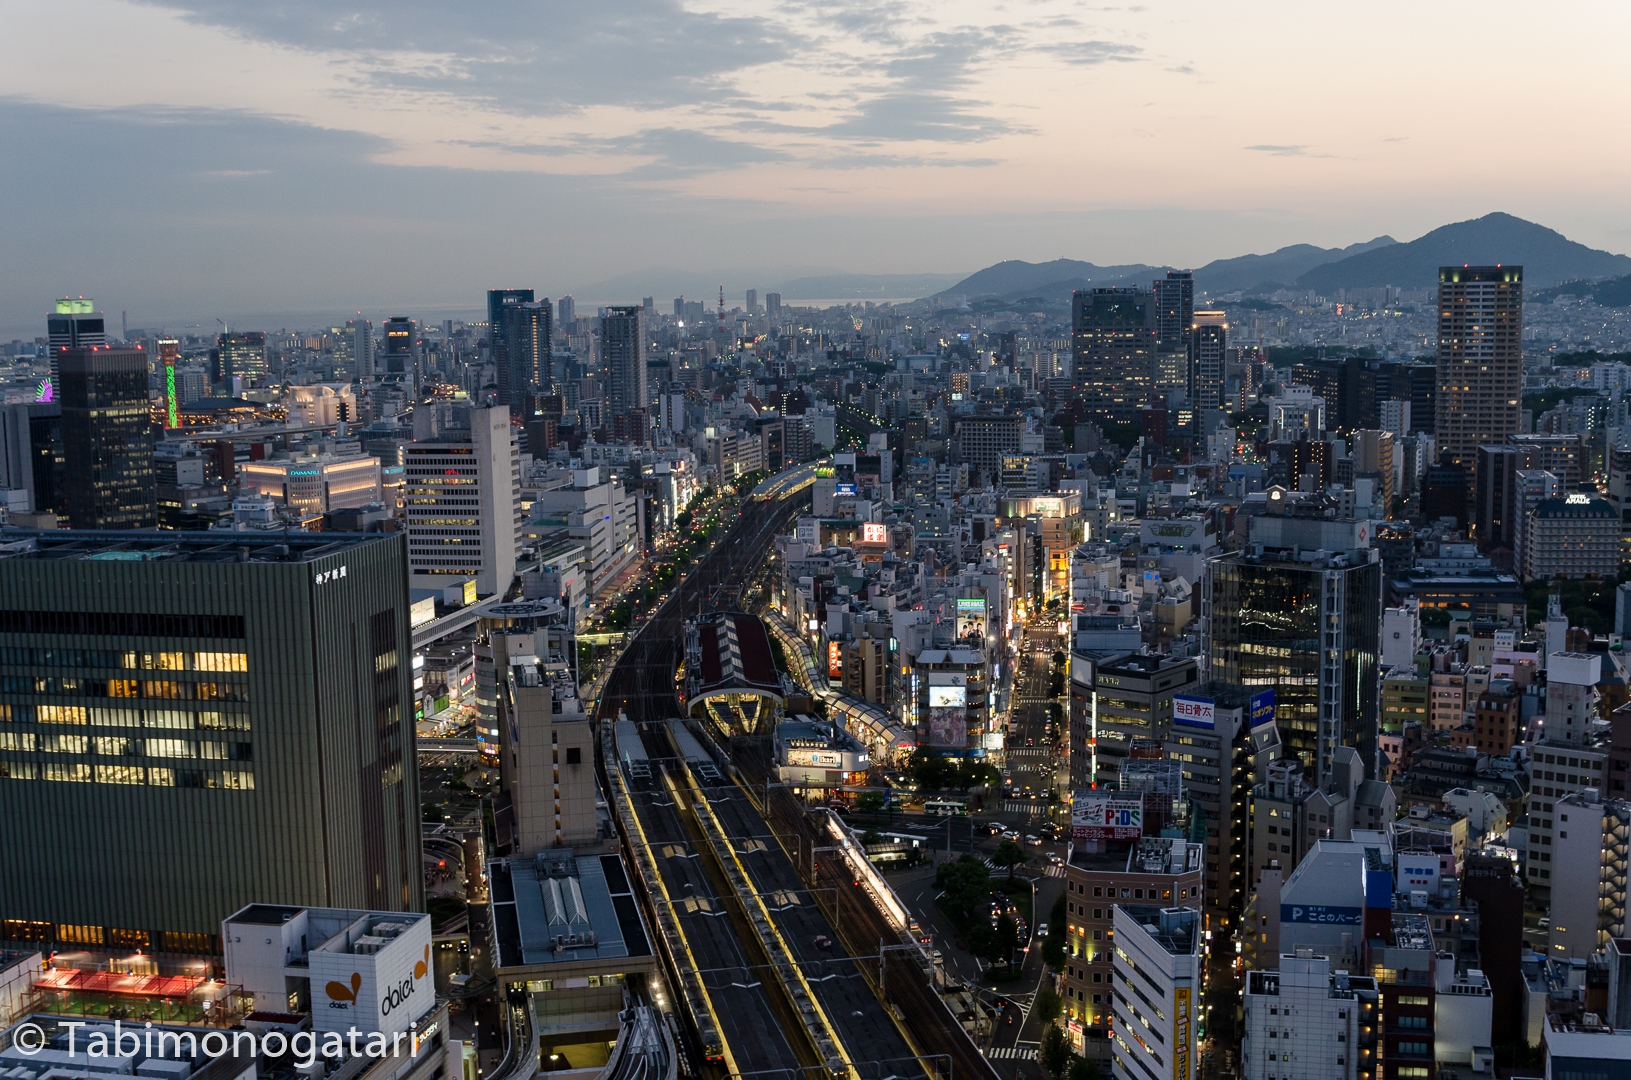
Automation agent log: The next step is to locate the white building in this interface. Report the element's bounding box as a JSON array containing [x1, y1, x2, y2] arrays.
[[406, 403, 520, 598], [1382, 601, 1422, 671], [1110, 905, 1201, 1080], [1241, 952, 1377, 1080], [1548, 790, 1631, 959], [530, 467, 639, 598], [241, 451, 382, 516]]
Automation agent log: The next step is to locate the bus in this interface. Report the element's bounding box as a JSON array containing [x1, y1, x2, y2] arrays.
[[923, 799, 968, 817]]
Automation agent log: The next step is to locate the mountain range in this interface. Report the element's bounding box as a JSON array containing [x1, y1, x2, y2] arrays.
[[930, 213, 1631, 306]]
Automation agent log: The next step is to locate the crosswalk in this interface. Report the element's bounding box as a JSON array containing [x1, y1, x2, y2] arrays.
[[1001, 801, 1049, 815], [984, 1045, 1039, 1060]]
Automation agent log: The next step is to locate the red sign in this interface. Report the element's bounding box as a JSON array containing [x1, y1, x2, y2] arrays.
[[861, 522, 888, 544], [827, 641, 843, 679]]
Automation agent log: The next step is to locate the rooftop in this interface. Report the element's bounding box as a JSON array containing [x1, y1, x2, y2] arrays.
[[489, 852, 652, 970], [1118, 904, 1200, 956], [0, 530, 391, 563], [695, 611, 783, 699]]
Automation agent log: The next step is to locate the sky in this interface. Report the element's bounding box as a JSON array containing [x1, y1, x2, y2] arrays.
[[1, 0, 1629, 338]]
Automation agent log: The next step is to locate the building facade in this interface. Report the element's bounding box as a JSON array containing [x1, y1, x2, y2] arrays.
[[1072, 288, 1157, 429], [60, 346, 155, 530], [406, 402, 521, 598], [1434, 265, 1523, 472], [0, 531, 422, 951]]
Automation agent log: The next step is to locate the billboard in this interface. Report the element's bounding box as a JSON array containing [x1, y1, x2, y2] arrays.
[[1173, 986, 1192, 1080], [309, 916, 434, 1037], [927, 707, 966, 748], [1172, 695, 1214, 729], [861, 521, 888, 544], [928, 684, 967, 708], [827, 641, 843, 679], [956, 597, 987, 639], [1250, 689, 1276, 727], [835, 482, 857, 497], [1071, 794, 1143, 840], [1279, 904, 1362, 925]]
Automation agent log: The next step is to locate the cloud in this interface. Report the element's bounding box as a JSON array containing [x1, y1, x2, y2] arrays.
[[1245, 144, 1327, 157], [1039, 39, 1144, 65]]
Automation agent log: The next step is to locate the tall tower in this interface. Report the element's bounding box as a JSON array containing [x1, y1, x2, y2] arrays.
[[59, 346, 156, 529], [46, 298, 106, 393], [499, 301, 552, 410], [1188, 311, 1227, 414], [487, 289, 534, 392], [1435, 265, 1523, 471], [602, 306, 649, 421], [347, 316, 373, 377], [1071, 287, 1157, 429], [1153, 271, 1194, 390]]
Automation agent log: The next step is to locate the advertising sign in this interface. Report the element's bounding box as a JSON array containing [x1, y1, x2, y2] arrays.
[[861, 522, 888, 544], [827, 641, 843, 679], [927, 707, 966, 748], [835, 482, 857, 497], [1173, 986, 1191, 1080], [956, 596, 987, 639], [928, 684, 967, 709], [1250, 689, 1276, 727], [310, 917, 434, 1037], [1172, 695, 1214, 729], [787, 750, 842, 768], [1071, 794, 1143, 840], [1279, 904, 1363, 925]]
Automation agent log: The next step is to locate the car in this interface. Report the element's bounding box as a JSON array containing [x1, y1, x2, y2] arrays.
[[1025, 834, 1043, 846], [1001, 829, 1021, 840], [1047, 852, 1063, 866], [1036, 923, 1049, 939]]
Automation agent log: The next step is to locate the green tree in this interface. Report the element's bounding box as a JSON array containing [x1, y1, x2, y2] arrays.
[[1043, 893, 1067, 970], [994, 913, 1019, 969], [855, 790, 886, 819], [957, 758, 1000, 790], [1065, 1057, 1100, 1080], [933, 855, 991, 923], [1034, 983, 1063, 1024], [992, 839, 1027, 883], [1039, 1024, 1072, 1078]]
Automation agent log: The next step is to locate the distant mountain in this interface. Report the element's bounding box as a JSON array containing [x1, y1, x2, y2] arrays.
[[935, 259, 1158, 301], [1296, 213, 1631, 292], [1193, 237, 1395, 296], [1533, 273, 1631, 308]]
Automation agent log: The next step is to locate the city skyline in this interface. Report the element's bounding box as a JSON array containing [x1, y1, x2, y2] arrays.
[[2, 1, 1629, 338]]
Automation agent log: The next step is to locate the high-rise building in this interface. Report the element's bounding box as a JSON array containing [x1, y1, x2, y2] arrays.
[[218, 331, 268, 384], [1206, 523, 1382, 784], [1153, 270, 1194, 390], [406, 403, 520, 597], [498, 301, 551, 410], [59, 346, 155, 530], [157, 338, 181, 429], [745, 288, 758, 313], [46, 297, 105, 392], [555, 294, 575, 332], [601, 306, 648, 423], [1071, 288, 1157, 428], [1434, 265, 1523, 471], [0, 530, 422, 946], [765, 292, 782, 319], [1188, 310, 1226, 414], [1241, 953, 1378, 1080], [1109, 906, 1202, 1080], [487, 289, 534, 389], [380, 317, 418, 380], [347, 317, 373, 377]]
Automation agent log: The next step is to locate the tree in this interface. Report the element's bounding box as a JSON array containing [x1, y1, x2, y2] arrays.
[[1066, 1055, 1101, 1080], [855, 790, 886, 819], [1039, 1024, 1072, 1079], [992, 839, 1027, 883], [957, 758, 1000, 791], [994, 913, 1019, 969], [1043, 894, 1067, 970], [933, 855, 991, 923], [1033, 984, 1063, 1024]]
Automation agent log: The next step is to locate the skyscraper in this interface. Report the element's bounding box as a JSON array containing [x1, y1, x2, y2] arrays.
[[498, 301, 551, 411], [1435, 265, 1523, 471], [1153, 270, 1194, 390], [487, 289, 534, 392], [1206, 521, 1382, 784], [59, 346, 155, 530], [0, 530, 422, 944], [602, 305, 649, 422], [406, 402, 520, 597], [765, 292, 782, 320], [217, 331, 268, 385], [347, 317, 373, 377], [158, 338, 181, 429], [556, 294, 575, 331], [746, 288, 758, 313], [46, 297, 105, 393], [1071, 287, 1157, 428], [1188, 310, 1227, 414], [381, 316, 418, 380]]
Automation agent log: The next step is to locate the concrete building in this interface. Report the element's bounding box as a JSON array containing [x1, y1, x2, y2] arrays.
[[530, 467, 639, 599], [1086, 652, 1200, 785], [60, 346, 155, 530], [1547, 790, 1631, 959], [1241, 952, 1378, 1080], [602, 306, 649, 425], [1524, 495, 1620, 580], [1434, 266, 1522, 472], [1073, 288, 1157, 429], [240, 451, 382, 516], [1062, 838, 1204, 1034], [0, 531, 422, 950], [1382, 602, 1422, 671], [406, 402, 520, 598], [1109, 905, 1202, 1080]]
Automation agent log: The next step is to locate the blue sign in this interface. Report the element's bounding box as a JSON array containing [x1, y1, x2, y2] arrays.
[[1250, 689, 1276, 727], [1281, 904, 1363, 925], [835, 483, 857, 497]]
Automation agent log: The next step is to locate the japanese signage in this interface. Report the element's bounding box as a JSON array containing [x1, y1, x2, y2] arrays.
[[1172, 695, 1214, 729], [827, 641, 843, 679], [1173, 986, 1191, 1080], [956, 597, 986, 638], [861, 522, 888, 544], [1280, 904, 1363, 925], [1071, 794, 1143, 840], [1250, 689, 1276, 727]]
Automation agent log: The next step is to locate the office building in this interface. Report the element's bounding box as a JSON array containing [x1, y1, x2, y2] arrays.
[[1072, 288, 1157, 428], [406, 402, 520, 597], [1188, 311, 1226, 414], [0, 531, 422, 949], [1474, 444, 1519, 552], [745, 288, 758, 313], [1546, 793, 1631, 960], [1525, 495, 1619, 580], [1241, 953, 1378, 1080], [530, 467, 639, 598], [499, 300, 552, 410], [1153, 271, 1194, 390], [602, 306, 649, 429], [488, 289, 534, 344], [347, 317, 373, 377], [46, 297, 105, 390], [954, 414, 1021, 478], [1434, 266, 1523, 472], [554, 294, 575, 334], [217, 331, 268, 385], [1352, 429, 1396, 510], [59, 346, 155, 530], [1109, 906, 1202, 1080], [1526, 651, 1606, 898], [1083, 652, 1199, 784], [1063, 837, 1204, 1036], [380, 317, 418, 381], [766, 292, 782, 319], [1206, 526, 1382, 784]]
